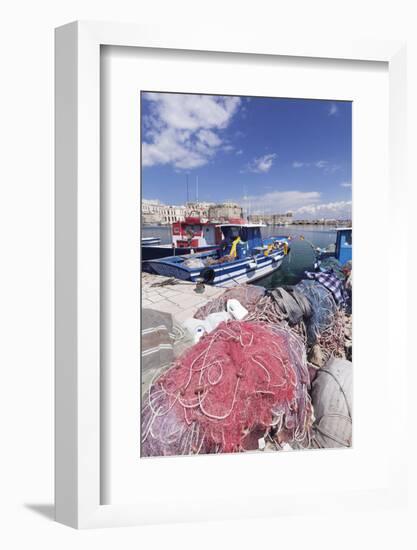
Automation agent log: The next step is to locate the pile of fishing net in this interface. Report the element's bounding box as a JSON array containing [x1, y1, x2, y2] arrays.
[[295, 280, 337, 344], [205, 255, 234, 266], [193, 282, 347, 366], [253, 287, 311, 342], [342, 260, 352, 313], [318, 257, 345, 279], [194, 284, 310, 342], [194, 285, 266, 320], [141, 320, 313, 456], [295, 279, 345, 363]]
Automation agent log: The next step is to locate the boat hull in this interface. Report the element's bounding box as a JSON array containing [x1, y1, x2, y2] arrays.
[[145, 249, 285, 287], [211, 256, 284, 287]]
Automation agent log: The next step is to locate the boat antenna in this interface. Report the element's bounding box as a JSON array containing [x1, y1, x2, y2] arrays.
[[186, 173, 189, 204], [196, 175, 199, 202]]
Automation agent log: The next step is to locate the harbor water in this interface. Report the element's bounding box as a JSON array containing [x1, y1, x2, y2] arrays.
[[142, 225, 338, 288]]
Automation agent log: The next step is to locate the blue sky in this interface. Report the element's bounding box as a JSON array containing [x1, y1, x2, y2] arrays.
[[141, 92, 352, 219]]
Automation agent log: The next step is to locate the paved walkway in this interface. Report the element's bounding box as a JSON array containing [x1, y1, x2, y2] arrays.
[[142, 272, 225, 323]]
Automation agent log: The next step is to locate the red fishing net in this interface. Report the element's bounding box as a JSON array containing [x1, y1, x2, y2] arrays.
[[142, 320, 313, 456]]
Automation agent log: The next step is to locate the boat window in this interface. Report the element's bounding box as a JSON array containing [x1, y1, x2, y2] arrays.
[[222, 226, 241, 241], [342, 232, 352, 246], [252, 227, 261, 240], [185, 225, 201, 233], [238, 227, 248, 242]]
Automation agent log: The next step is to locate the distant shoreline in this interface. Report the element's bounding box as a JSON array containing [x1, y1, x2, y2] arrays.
[[141, 221, 352, 228]]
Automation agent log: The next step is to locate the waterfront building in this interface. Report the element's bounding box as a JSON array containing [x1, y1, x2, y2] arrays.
[[185, 201, 214, 221], [208, 202, 243, 222], [291, 218, 352, 226], [142, 199, 186, 225], [248, 212, 293, 225]]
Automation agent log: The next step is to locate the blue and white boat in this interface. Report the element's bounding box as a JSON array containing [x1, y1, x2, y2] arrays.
[[315, 227, 352, 268], [334, 227, 352, 264], [143, 223, 290, 287]]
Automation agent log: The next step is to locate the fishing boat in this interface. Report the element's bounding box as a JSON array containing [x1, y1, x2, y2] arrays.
[[143, 223, 290, 287], [334, 228, 352, 264], [141, 216, 237, 261], [315, 227, 352, 268]]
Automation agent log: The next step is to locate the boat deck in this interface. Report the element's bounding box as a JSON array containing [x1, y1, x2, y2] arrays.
[[142, 272, 226, 323]]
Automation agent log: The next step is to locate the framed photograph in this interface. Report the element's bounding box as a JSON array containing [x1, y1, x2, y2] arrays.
[[139, 90, 353, 460], [55, 21, 407, 528]]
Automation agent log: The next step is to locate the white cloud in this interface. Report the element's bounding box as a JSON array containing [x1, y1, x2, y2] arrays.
[[292, 159, 340, 173], [222, 144, 235, 153], [329, 103, 338, 116], [244, 190, 321, 214], [236, 149, 243, 155], [142, 93, 241, 169], [295, 200, 352, 219], [197, 129, 222, 147], [340, 181, 352, 188], [241, 189, 351, 219], [243, 153, 277, 174]]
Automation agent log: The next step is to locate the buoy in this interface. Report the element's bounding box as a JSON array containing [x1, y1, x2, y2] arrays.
[[227, 299, 249, 320]]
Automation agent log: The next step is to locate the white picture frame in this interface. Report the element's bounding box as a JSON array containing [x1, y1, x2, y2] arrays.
[[55, 21, 407, 529]]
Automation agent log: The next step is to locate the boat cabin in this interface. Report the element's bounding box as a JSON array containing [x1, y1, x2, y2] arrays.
[[171, 217, 223, 249], [218, 223, 274, 259], [335, 228, 352, 264]]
